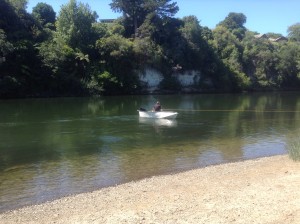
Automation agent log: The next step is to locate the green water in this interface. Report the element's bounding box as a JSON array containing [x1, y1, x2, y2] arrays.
[[1, 92, 300, 212]]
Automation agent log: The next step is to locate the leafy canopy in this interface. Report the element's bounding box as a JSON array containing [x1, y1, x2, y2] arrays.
[[32, 2, 56, 26], [110, 0, 178, 36], [56, 0, 98, 51], [288, 23, 300, 42]]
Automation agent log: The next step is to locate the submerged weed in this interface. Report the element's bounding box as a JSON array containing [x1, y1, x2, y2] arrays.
[[287, 138, 300, 161]]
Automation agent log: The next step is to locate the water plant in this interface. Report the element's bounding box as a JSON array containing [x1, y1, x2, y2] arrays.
[[287, 136, 300, 161]]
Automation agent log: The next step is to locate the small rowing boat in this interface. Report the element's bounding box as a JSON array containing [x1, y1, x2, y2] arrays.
[[137, 108, 178, 119]]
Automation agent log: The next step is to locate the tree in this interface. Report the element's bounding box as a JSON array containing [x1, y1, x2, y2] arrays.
[[0, 0, 45, 98], [218, 12, 246, 31], [266, 32, 283, 39], [288, 23, 300, 42], [179, 16, 205, 69], [0, 29, 14, 63], [110, 0, 178, 37], [179, 16, 217, 77], [217, 12, 247, 40], [135, 12, 183, 73], [1, 0, 36, 41], [110, 0, 145, 37], [8, 0, 27, 12], [143, 0, 179, 18], [37, 32, 90, 95], [32, 2, 56, 26], [242, 31, 277, 88], [56, 0, 98, 51], [212, 26, 250, 90], [96, 34, 140, 94], [275, 42, 300, 87], [0, 0, 19, 33]]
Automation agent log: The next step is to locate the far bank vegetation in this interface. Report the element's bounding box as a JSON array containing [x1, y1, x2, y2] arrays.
[[1, 0, 300, 98]]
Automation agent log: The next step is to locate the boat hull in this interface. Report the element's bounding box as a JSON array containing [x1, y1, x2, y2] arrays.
[[138, 110, 178, 119], [139, 117, 178, 127]]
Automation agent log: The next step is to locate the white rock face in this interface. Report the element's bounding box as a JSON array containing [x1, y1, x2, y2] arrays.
[[139, 68, 164, 89], [138, 68, 202, 92], [176, 70, 201, 87]]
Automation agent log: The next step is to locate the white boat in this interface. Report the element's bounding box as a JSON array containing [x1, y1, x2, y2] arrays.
[[137, 109, 178, 119]]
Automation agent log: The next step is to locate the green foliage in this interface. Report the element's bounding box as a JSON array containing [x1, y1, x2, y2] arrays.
[[218, 12, 246, 31], [266, 32, 283, 39], [110, 0, 149, 36], [287, 23, 300, 42], [56, 0, 98, 51], [287, 134, 300, 161], [38, 34, 74, 73], [275, 42, 300, 87], [1, 0, 36, 41], [242, 32, 281, 89], [133, 36, 164, 67], [96, 71, 120, 94], [210, 26, 248, 91], [179, 15, 218, 75], [1, 0, 300, 98], [217, 12, 247, 40], [97, 34, 134, 61], [32, 2, 56, 26], [110, 0, 178, 37], [8, 0, 27, 12], [0, 29, 14, 58], [92, 23, 108, 38], [108, 23, 125, 36], [96, 34, 140, 93]]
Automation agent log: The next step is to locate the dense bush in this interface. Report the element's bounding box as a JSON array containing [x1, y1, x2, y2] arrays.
[[1, 0, 300, 98]]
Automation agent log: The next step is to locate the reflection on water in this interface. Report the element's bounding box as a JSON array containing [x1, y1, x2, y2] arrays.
[[139, 117, 178, 127], [1, 92, 300, 212]]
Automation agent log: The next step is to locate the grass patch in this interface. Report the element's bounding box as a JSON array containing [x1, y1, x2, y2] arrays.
[[287, 137, 300, 161]]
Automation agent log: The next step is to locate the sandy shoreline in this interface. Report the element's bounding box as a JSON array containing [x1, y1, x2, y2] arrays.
[[1, 155, 300, 224]]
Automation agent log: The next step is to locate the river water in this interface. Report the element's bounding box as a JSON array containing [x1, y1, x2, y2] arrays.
[[1, 92, 299, 212]]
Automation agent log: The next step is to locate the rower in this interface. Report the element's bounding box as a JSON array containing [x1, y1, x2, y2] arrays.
[[153, 101, 161, 111]]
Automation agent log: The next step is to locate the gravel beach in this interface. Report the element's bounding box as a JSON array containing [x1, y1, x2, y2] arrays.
[[1, 155, 300, 224]]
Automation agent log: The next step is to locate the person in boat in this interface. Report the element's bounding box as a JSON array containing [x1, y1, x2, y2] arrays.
[[153, 101, 161, 112]]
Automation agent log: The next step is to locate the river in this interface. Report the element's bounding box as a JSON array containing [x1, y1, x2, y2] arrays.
[[1, 92, 299, 212]]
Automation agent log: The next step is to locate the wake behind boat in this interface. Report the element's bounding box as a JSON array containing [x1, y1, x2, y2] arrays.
[[137, 108, 178, 119]]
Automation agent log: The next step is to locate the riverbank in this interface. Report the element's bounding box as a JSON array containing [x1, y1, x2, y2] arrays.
[[1, 155, 300, 224]]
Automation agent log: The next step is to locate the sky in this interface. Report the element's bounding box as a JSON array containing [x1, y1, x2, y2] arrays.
[[27, 0, 300, 36]]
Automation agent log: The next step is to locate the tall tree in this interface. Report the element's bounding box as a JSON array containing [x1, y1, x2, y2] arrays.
[[217, 12, 247, 40], [0, 0, 20, 34], [1, 0, 35, 40], [96, 34, 139, 94], [218, 12, 246, 31], [242, 32, 277, 88], [212, 26, 250, 90], [179, 16, 215, 71], [0, 29, 13, 64], [276, 42, 300, 87], [56, 0, 98, 51], [110, 0, 178, 37], [287, 23, 300, 42], [8, 0, 27, 12], [32, 2, 56, 26], [110, 0, 145, 37]]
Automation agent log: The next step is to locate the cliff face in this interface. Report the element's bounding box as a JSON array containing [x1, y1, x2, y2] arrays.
[[139, 68, 164, 93], [138, 68, 204, 93]]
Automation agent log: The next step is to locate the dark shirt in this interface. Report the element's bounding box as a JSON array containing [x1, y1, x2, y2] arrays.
[[153, 104, 161, 111]]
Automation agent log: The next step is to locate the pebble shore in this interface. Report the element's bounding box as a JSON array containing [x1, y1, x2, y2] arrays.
[[1, 155, 300, 224]]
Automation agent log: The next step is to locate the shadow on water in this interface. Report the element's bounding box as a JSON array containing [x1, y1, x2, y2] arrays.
[[1, 92, 300, 212]]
